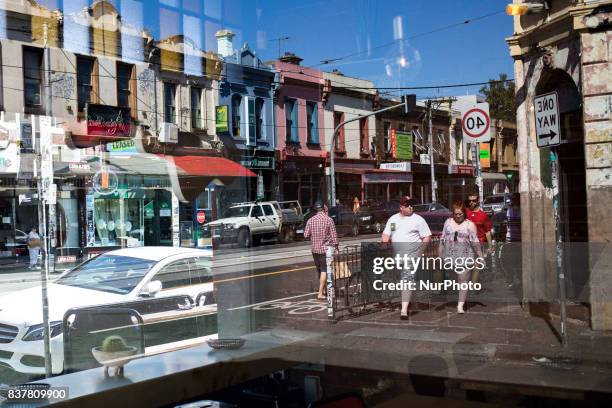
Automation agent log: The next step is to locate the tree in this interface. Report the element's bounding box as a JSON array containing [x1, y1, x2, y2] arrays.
[[479, 73, 516, 122]]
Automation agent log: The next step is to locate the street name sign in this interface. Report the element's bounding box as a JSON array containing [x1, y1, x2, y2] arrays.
[[534, 91, 560, 147], [462, 103, 491, 143]]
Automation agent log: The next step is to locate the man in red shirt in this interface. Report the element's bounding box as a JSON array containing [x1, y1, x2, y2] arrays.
[[304, 201, 339, 299], [466, 193, 493, 284]]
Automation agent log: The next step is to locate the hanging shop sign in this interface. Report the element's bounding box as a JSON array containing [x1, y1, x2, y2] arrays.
[[380, 162, 411, 172], [479, 143, 491, 168], [92, 169, 119, 195], [87, 104, 132, 140], [240, 156, 275, 170], [215, 105, 229, 133], [107, 139, 137, 155], [391, 130, 413, 160]]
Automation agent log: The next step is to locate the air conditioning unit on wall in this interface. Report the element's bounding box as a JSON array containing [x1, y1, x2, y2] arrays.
[[159, 123, 179, 143]]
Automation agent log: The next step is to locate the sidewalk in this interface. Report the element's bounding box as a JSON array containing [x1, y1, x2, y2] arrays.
[[263, 270, 612, 399]]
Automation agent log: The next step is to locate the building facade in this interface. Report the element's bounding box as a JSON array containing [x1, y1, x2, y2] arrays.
[[506, 0, 612, 328], [273, 53, 327, 208]]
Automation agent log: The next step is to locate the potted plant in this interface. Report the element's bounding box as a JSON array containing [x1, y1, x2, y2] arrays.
[[91, 335, 138, 377]]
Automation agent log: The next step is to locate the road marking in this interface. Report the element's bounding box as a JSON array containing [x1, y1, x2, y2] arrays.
[[214, 265, 314, 284], [228, 292, 318, 311]]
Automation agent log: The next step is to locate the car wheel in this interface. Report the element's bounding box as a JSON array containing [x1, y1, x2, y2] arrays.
[[352, 223, 359, 237], [375, 221, 383, 234], [237, 228, 251, 248]]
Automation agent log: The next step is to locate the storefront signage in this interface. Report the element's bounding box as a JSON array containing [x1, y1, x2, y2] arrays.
[[479, 143, 491, 168], [364, 172, 413, 184], [393, 130, 413, 160], [69, 162, 91, 172], [380, 162, 411, 172], [20, 122, 33, 152], [87, 104, 132, 139], [107, 139, 137, 154], [172, 194, 180, 247], [216, 105, 229, 133], [240, 156, 275, 170], [449, 164, 475, 176]]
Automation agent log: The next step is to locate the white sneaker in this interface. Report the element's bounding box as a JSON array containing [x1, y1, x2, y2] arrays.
[[457, 304, 465, 314]]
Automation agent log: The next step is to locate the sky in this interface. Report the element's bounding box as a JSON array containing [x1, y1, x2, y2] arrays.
[[38, 0, 515, 99]]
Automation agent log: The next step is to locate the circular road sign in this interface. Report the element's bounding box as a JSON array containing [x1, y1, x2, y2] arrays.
[[462, 108, 490, 139], [197, 210, 206, 224]]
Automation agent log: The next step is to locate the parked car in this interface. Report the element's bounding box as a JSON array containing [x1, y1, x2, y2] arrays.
[[0, 247, 214, 375], [206, 201, 303, 247], [369, 200, 400, 234], [482, 193, 513, 217], [413, 203, 452, 235], [297, 204, 373, 238]]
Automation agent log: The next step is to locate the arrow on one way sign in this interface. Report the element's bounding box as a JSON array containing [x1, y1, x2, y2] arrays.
[[534, 91, 561, 147]]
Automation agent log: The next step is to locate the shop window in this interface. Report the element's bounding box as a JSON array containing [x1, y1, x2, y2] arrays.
[[306, 102, 319, 144], [117, 62, 136, 118], [191, 87, 203, 129], [231, 93, 242, 136], [77, 55, 98, 113], [359, 117, 369, 155], [255, 97, 265, 140], [383, 121, 391, 152], [164, 82, 177, 123], [23, 47, 44, 110], [333, 111, 345, 152], [285, 99, 298, 143], [155, 259, 192, 290]]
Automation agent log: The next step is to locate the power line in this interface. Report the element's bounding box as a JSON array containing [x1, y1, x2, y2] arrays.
[[312, 10, 505, 68]]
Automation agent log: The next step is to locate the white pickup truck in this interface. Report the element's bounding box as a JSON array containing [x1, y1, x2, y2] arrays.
[[206, 201, 303, 247]]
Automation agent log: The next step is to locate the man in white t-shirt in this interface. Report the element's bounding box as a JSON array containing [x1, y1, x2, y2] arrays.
[[381, 196, 432, 319]]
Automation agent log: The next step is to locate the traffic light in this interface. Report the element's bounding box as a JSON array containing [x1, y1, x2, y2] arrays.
[[506, 1, 547, 16], [402, 94, 416, 114]]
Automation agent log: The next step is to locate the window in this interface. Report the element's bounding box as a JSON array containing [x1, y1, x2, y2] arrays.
[[192, 257, 213, 284], [251, 205, 263, 218], [117, 62, 135, 117], [231, 94, 242, 136], [23, 47, 44, 109], [191, 87, 203, 129], [285, 99, 298, 143], [306, 102, 319, 144], [155, 259, 192, 290], [262, 204, 274, 216], [164, 82, 177, 123], [333, 111, 345, 151], [255, 98, 265, 140], [77, 56, 98, 112], [383, 121, 391, 152], [359, 117, 369, 154]]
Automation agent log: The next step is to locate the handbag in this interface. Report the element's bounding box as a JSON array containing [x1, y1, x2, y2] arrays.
[[28, 238, 40, 248]]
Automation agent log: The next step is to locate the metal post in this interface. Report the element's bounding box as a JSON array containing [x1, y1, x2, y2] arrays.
[[474, 142, 483, 203], [326, 245, 335, 319], [550, 150, 567, 347], [40, 23, 52, 378], [427, 100, 437, 202]]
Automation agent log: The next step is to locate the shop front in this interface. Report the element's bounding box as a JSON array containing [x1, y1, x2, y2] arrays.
[[280, 154, 325, 208], [439, 164, 476, 207]]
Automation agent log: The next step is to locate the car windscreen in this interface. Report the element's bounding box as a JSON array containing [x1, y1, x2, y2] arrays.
[[222, 206, 251, 218], [413, 204, 429, 212], [56, 255, 155, 294], [484, 196, 505, 204]]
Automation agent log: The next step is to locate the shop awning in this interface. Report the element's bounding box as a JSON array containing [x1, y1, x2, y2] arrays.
[[54, 153, 256, 202]]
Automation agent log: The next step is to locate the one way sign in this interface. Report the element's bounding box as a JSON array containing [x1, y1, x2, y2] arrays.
[[534, 91, 561, 147]]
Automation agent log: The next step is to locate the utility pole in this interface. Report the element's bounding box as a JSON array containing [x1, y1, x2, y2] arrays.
[[425, 97, 456, 203], [474, 142, 483, 203], [427, 100, 436, 202], [270, 36, 290, 59]]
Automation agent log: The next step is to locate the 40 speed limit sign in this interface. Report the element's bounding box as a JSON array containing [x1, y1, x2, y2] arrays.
[[462, 103, 491, 143]]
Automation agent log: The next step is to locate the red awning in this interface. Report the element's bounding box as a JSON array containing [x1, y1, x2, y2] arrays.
[[157, 154, 256, 202], [166, 155, 256, 178]]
